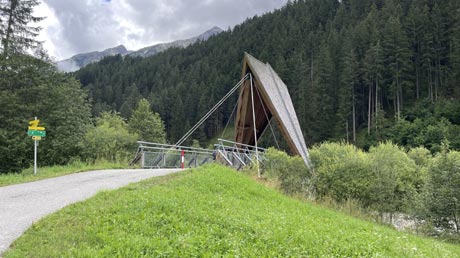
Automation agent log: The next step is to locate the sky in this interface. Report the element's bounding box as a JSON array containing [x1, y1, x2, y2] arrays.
[[34, 0, 288, 61]]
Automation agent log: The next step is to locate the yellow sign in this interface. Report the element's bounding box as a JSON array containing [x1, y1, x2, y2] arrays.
[[29, 119, 45, 131], [32, 136, 42, 141]]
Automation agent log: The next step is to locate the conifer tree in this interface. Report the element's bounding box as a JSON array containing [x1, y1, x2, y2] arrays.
[[0, 0, 43, 57], [128, 98, 166, 143], [340, 47, 359, 142], [382, 15, 410, 120], [312, 41, 336, 141], [406, 4, 424, 99]]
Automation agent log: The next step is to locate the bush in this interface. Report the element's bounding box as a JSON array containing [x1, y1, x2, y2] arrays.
[[263, 148, 290, 179], [407, 147, 432, 168], [367, 142, 419, 216], [426, 149, 460, 233], [83, 112, 138, 161], [310, 142, 370, 205], [263, 148, 313, 196]]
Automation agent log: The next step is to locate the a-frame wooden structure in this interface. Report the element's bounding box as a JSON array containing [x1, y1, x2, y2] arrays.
[[234, 53, 312, 168]]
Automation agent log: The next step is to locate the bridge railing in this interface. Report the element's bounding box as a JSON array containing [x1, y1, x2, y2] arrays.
[[131, 140, 266, 170], [214, 139, 266, 170], [132, 141, 215, 169]]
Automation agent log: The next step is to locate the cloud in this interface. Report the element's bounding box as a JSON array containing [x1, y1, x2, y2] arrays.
[[38, 0, 288, 60]]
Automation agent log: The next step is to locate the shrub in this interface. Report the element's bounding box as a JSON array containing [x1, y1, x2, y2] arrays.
[[426, 149, 460, 233], [407, 147, 432, 168], [263, 148, 313, 196], [83, 112, 138, 161], [367, 142, 419, 217], [263, 148, 291, 179], [309, 142, 370, 205]]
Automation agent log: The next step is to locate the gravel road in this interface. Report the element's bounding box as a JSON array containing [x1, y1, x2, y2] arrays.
[[0, 169, 181, 254]]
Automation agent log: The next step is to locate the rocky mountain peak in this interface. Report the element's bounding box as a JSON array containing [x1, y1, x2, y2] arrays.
[[56, 27, 223, 72]]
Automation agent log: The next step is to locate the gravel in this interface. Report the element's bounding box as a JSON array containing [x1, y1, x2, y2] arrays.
[[0, 169, 181, 254]]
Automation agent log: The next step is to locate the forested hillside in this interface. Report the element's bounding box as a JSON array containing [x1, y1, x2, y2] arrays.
[[76, 0, 460, 150]]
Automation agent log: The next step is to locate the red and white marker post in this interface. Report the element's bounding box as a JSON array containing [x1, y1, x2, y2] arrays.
[[181, 150, 185, 169]]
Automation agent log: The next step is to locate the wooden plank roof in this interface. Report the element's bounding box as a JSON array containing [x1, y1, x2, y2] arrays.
[[234, 53, 312, 168]]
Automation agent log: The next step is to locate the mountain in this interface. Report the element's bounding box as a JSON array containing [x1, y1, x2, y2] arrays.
[[56, 45, 129, 72], [56, 27, 223, 72], [128, 26, 223, 58]]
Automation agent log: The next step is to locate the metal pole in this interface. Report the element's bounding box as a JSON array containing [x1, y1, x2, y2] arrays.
[[249, 74, 260, 178], [34, 139, 37, 175], [34, 116, 37, 175]]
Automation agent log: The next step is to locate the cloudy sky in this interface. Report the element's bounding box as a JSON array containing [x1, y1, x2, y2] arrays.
[[35, 0, 288, 61]]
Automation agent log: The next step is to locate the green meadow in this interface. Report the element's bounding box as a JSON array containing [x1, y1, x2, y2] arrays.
[[5, 164, 460, 257]]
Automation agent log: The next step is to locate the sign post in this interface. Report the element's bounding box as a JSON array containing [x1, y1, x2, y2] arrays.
[[28, 117, 46, 175], [34, 136, 37, 175]]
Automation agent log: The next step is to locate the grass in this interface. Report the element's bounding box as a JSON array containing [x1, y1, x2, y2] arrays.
[[4, 164, 460, 257], [0, 160, 130, 187]]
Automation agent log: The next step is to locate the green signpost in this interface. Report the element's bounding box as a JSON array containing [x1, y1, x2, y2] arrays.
[[28, 117, 46, 175], [27, 130, 46, 137]]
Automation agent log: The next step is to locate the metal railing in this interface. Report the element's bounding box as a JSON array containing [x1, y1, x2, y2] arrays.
[[131, 140, 266, 170], [214, 139, 266, 170], [132, 141, 215, 169]]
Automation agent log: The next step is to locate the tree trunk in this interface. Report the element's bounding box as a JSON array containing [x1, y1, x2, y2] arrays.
[[393, 92, 397, 120], [395, 86, 401, 121], [399, 76, 403, 111], [352, 94, 356, 142], [436, 56, 441, 101], [429, 65, 434, 102], [415, 65, 420, 99], [453, 213, 459, 233], [434, 63, 438, 102], [375, 79, 378, 132], [368, 83, 372, 135], [346, 120, 349, 143]]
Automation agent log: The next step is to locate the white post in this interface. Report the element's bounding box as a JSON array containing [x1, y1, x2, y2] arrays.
[[141, 152, 145, 168], [249, 74, 260, 178], [34, 116, 37, 175]]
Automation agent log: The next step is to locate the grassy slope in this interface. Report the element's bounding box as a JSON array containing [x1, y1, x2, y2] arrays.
[[5, 164, 460, 257], [0, 160, 129, 187]]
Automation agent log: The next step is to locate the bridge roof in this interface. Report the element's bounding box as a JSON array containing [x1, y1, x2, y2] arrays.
[[234, 53, 312, 168]]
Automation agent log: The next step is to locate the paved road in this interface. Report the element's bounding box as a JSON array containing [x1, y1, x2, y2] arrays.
[[0, 169, 181, 254]]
